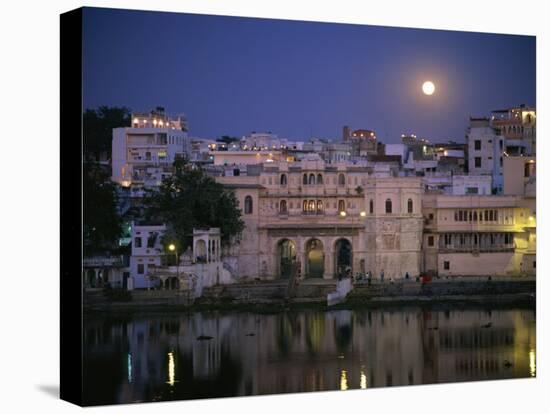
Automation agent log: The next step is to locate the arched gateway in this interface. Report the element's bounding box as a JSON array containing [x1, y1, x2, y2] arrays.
[[278, 239, 297, 279], [334, 238, 352, 278], [306, 238, 324, 278]]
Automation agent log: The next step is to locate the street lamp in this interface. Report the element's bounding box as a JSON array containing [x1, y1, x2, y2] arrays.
[[168, 243, 179, 280]]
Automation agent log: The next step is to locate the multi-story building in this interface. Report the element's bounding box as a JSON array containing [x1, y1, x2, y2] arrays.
[[422, 194, 536, 276], [217, 158, 423, 281], [112, 108, 191, 193], [129, 223, 166, 289], [467, 117, 504, 193], [490, 105, 536, 156]]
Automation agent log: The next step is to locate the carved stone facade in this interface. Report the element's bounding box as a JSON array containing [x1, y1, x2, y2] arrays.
[[217, 160, 423, 280]]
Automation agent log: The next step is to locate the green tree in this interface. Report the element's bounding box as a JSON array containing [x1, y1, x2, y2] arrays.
[[83, 106, 131, 161], [144, 158, 244, 250], [83, 162, 123, 255]]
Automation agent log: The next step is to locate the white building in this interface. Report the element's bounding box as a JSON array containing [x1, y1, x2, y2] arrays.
[[241, 132, 288, 151], [451, 175, 492, 195], [112, 109, 191, 192], [467, 118, 504, 193], [129, 223, 166, 289]]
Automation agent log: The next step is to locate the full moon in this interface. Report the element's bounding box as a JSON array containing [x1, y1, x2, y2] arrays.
[[422, 81, 435, 95]]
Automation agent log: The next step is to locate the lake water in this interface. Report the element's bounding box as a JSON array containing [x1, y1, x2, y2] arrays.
[[83, 306, 536, 405]]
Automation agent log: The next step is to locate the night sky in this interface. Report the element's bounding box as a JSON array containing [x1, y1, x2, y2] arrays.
[[83, 7, 535, 143]]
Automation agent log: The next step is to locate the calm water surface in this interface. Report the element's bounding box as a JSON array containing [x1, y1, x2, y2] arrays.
[[83, 306, 536, 405]]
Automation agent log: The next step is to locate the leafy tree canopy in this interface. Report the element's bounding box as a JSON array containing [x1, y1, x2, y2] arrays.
[[83, 106, 131, 161], [83, 162, 123, 255], [144, 158, 244, 251]]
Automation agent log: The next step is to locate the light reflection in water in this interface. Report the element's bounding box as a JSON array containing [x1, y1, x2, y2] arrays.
[[360, 370, 367, 389], [167, 352, 175, 386], [127, 353, 132, 383], [529, 349, 536, 377], [83, 307, 536, 405], [340, 370, 348, 390]]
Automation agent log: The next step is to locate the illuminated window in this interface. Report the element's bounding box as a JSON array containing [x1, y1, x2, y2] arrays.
[[338, 200, 346, 212], [317, 200, 323, 213]]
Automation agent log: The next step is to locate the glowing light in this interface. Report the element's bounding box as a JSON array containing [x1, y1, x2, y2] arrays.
[[133, 118, 139, 124], [360, 211, 367, 217], [360, 370, 367, 389], [529, 349, 536, 377], [127, 353, 133, 383], [167, 352, 176, 386], [528, 216, 535, 221], [168, 244, 176, 251], [422, 81, 435, 95], [340, 370, 348, 391], [339, 211, 347, 217]]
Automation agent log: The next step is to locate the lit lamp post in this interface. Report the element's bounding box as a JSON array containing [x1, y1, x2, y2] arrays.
[[168, 243, 179, 280]]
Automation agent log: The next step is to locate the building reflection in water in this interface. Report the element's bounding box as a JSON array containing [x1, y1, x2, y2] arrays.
[[83, 307, 536, 405]]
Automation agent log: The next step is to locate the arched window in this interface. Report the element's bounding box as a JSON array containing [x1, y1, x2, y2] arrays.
[[280, 200, 287, 214], [317, 174, 323, 184], [407, 198, 413, 214], [308, 200, 316, 212], [309, 173, 316, 185], [369, 199, 374, 214], [338, 199, 346, 212], [317, 200, 323, 213], [302, 200, 308, 212], [303, 174, 308, 185], [244, 195, 253, 214], [385, 198, 392, 214], [338, 173, 346, 186], [280, 174, 287, 186]]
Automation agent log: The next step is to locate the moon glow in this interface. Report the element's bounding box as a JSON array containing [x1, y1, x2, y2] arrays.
[[422, 81, 435, 95]]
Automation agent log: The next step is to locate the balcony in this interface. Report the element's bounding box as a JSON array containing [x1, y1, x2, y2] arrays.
[[83, 256, 125, 268], [439, 245, 515, 254]]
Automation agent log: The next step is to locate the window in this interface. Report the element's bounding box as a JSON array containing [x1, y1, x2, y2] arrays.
[[443, 261, 450, 270], [369, 199, 374, 214], [303, 174, 308, 185], [474, 140, 481, 150], [280, 200, 287, 214], [475, 157, 482, 168], [429, 213, 434, 220], [137, 264, 144, 274], [280, 174, 287, 186], [302, 200, 308, 212], [385, 199, 392, 214], [134, 237, 142, 248], [317, 174, 323, 184], [145, 151, 151, 160], [309, 174, 316, 185], [308, 200, 316, 212], [500, 157, 503, 167], [317, 200, 323, 213], [466, 187, 478, 194], [338, 200, 346, 212], [338, 173, 346, 186], [407, 198, 413, 214], [244, 195, 253, 214], [428, 236, 434, 246]]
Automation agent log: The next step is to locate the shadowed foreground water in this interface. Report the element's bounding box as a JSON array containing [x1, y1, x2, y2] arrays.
[[83, 306, 536, 405]]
